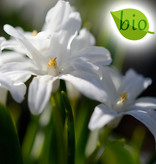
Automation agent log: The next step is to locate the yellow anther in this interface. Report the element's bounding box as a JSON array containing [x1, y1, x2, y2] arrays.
[[48, 57, 57, 68], [32, 30, 37, 36], [120, 92, 127, 103]]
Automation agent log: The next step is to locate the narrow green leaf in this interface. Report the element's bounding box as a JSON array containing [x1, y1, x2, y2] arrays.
[[61, 91, 75, 164], [51, 93, 67, 164], [0, 103, 23, 164]]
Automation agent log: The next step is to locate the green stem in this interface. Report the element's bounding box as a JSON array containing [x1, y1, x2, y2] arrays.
[[61, 91, 75, 164], [148, 31, 154, 34]]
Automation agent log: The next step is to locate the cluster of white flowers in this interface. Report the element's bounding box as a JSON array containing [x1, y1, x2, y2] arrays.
[[0, 0, 156, 142]]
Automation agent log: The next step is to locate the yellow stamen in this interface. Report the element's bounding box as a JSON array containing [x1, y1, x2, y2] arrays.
[[48, 57, 57, 68], [32, 30, 37, 36], [120, 92, 127, 103]]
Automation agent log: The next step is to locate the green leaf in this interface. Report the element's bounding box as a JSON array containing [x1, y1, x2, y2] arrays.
[[111, 8, 154, 40], [61, 91, 75, 164], [51, 93, 67, 164], [0, 103, 23, 164]]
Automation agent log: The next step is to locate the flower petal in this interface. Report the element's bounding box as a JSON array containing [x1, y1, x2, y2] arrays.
[[4, 24, 46, 68], [65, 81, 81, 100], [43, 0, 71, 32], [1, 29, 51, 55], [44, 32, 69, 65], [28, 75, 58, 115], [60, 71, 108, 103], [71, 58, 100, 75], [101, 66, 122, 91], [118, 69, 151, 103], [0, 37, 6, 54], [128, 97, 156, 111], [99, 67, 122, 103], [126, 109, 156, 142], [61, 12, 81, 48], [72, 46, 112, 66], [28, 31, 51, 52], [4, 71, 32, 83], [1, 38, 26, 54], [0, 37, 5, 45], [0, 61, 38, 75], [43, 0, 81, 33], [0, 52, 26, 66], [71, 28, 95, 52], [43, 1, 81, 49], [11, 83, 26, 103], [88, 104, 119, 130], [0, 73, 26, 103]]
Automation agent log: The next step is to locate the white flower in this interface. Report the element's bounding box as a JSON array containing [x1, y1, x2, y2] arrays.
[[1, 0, 111, 114], [0, 39, 30, 103], [89, 67, 156, 142]]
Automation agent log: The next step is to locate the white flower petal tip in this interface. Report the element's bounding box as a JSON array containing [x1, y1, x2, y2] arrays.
[[45, 0, 70, 26], [28, 76, 58, 115], [143, 78, 152, 89], [0, 73, 26, 103], [104, 48, 112, 65], [4, 24, 20, 39], [88, 104, 118, 131], [11, 83, 26, 103], [44, 0, 81, 34], [126, 69, 152, 89]]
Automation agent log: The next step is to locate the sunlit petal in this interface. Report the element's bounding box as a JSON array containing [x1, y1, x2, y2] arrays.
[[60, 71, 108, 103], [0, 73, 26, 103], [28, 75, 58, 114]]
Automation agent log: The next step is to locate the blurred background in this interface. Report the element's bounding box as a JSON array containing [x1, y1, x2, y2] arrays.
[[0, 0, 156, 163]]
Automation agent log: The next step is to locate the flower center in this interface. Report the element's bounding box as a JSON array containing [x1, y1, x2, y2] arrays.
[[47, 57, 58, 76], [118, 92, 127, 104], [32, 30, 37, 36], [113, 92, 128, 113], [48, 57, 57, 68]]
